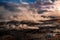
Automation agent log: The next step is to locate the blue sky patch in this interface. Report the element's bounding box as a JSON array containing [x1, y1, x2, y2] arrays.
[[0, 0, 36, 3]]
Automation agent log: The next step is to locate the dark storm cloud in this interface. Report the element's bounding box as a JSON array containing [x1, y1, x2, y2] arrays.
[[0, 2, 21, 21], [0, 2, 20, 11]]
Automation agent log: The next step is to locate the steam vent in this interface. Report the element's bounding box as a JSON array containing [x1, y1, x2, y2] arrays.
[[0, 0, 60, 40]]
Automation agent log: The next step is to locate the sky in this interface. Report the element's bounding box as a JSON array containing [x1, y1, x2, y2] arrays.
[[22, 0, 35, 2], [0, 0, 36, 3]]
